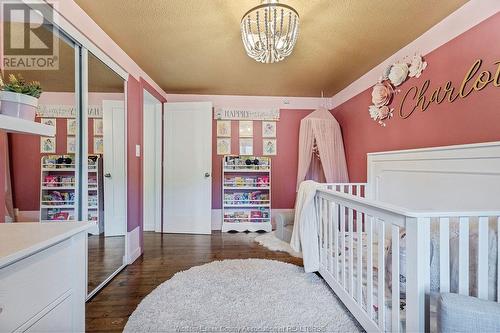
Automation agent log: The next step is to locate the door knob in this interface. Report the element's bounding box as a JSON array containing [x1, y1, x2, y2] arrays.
[[104, 173, 111, 178], [204, 172, 211, 178]]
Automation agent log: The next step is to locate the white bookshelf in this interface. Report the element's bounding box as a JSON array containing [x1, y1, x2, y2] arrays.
[[39, 154, 103, 230], [0, 115, 55, 136], [39, 155, 77, 223], [221, 155, 272, 233]]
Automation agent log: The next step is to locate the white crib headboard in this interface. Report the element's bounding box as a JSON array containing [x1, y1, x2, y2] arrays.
[[367, 141, 500, 211]]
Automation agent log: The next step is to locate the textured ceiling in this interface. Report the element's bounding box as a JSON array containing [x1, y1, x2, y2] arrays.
[[74, 0, 468, 97]]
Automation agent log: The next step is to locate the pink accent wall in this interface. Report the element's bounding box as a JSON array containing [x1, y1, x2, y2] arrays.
[[331, 13, 500, 182], [211, 109, 314, 209], [0, 131, 6, 223], [126, 77, 142, 233]]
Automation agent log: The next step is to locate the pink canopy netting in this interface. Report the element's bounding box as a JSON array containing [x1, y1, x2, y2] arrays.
[[296, 107, 349, 190]]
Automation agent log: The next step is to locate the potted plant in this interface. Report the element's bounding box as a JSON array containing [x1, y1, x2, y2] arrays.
[[0, 74, 42, 121]]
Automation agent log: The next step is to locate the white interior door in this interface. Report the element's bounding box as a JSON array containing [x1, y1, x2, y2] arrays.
[[163, 102, 212, 234], [143, 91, 162, 232], [102, 100, 126, 237]]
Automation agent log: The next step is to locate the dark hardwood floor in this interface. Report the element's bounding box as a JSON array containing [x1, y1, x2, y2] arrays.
[[85, 231, 302, 332]]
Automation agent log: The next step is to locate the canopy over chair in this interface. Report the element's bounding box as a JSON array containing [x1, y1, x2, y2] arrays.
[[296, 107, 349, 189]]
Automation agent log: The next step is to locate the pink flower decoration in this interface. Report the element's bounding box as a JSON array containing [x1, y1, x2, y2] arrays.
[[371, 80, 394, 107], [378, 106, 390, 120]]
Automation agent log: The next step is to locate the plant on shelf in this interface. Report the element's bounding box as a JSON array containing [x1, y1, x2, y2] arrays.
[[0, 74, 43, 121]]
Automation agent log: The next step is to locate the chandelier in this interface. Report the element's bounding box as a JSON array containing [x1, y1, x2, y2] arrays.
[[241, 0, 300, 64]]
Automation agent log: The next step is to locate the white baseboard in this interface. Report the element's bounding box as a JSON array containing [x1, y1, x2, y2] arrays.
[[126, 226, 142, 264], [211, 208, 295, 231]]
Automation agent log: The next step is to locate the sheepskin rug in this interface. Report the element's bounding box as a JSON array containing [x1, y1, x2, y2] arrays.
[[254, 231, 302, 257], [124, 259, 361, 333]]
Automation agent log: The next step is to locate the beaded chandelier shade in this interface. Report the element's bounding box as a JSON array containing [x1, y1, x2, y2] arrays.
[[241, 0, 300, 64]]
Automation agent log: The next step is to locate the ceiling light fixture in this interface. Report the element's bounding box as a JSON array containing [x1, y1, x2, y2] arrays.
[[241, 0, 300, 64]]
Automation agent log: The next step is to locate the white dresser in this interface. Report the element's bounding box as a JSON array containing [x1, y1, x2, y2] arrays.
[[0, 223, 90, 332]]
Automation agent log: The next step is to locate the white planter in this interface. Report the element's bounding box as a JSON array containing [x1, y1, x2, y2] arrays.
[[0, 91, 39, 121]]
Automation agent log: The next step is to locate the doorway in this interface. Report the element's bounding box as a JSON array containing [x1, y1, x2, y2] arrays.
[[163, 102, 212, 234], [143, 91, 162, 232]]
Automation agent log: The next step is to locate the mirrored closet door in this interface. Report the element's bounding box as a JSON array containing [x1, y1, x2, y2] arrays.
[[2, 5, 82, 225], [86, 52, 127, 298]]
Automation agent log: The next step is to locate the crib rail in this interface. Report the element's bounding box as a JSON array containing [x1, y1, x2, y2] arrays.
[[315, 187, 500, 333]]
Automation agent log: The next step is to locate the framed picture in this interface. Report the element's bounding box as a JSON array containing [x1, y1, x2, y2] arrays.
[[263, 139, 277, 155], [239, 121, 253, 138], [239, 138, 253, 155], [67, 119, 77, 135], [94, 137, 104, 154], [67, 136, 76, 153], [42, 118, 56, 128], [93, 119, 104, 136], [40, 136, 56, 153], [216, 120, 231, 137], [216, 138, 231, 155], [262, 121, 276, 138]]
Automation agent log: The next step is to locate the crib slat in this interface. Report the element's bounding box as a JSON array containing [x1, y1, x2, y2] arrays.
[[334, 203, 340, 280], [477, 216, 489, 300], [348, 185, 353, 195], [328, 202, 334, 274], [458, 217, 470, 296], [319, 198, 323, 266], [405, 217, 431, 333], [356, 185, 361, 197], [391, 225, 400, 333], [349, 208, 354, 296], [439, 218, 450, 293], [357, 211, 363, 304], [498, 217, 500, 303], [378, 219, 385, 330], [324, 198, 328, 268], [340, 205, 346, 289], [367, 216, 374, 320]]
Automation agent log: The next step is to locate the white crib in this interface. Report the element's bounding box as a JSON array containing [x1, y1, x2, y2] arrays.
[[314, 142, 500, 332]]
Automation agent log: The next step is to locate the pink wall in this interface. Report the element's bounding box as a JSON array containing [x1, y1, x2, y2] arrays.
[[126, 77, 142, 232], [211, 109, 314, 209], [0, 131, 6, 223], [331, 13, 500, 182]]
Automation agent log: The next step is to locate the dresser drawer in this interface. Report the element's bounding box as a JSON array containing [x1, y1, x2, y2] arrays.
[[0, 239, 74, 332]]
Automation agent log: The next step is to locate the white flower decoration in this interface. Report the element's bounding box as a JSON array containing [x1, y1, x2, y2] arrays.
[[388, 63, 409, 86], [369, 105, 380, 120], [408, 55, 427, 78]]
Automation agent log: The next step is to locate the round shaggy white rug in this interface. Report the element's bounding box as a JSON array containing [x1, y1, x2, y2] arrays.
[[124, 259, 362, 333]]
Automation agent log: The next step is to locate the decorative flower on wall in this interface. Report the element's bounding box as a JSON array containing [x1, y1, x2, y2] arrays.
[[408, 55, 427, 78], [388, 63, 409, 86], [369, 54, 427, 126]]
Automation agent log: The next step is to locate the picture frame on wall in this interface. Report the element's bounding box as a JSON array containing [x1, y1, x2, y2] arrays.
[[239, 138, 253, 155], [93, 119, 104, 136], [262, 121, 276, 138], [217, 138, 231, 155], [216, 120, 231, 137], [239, 121, 253, 138], [67, 119, 77, 136], [94, 137, 104, 154], [40, 136, 56, 153], [263, 139, 277, 156], [41, 118, 56, 129], [67, 136, 76, 153]]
